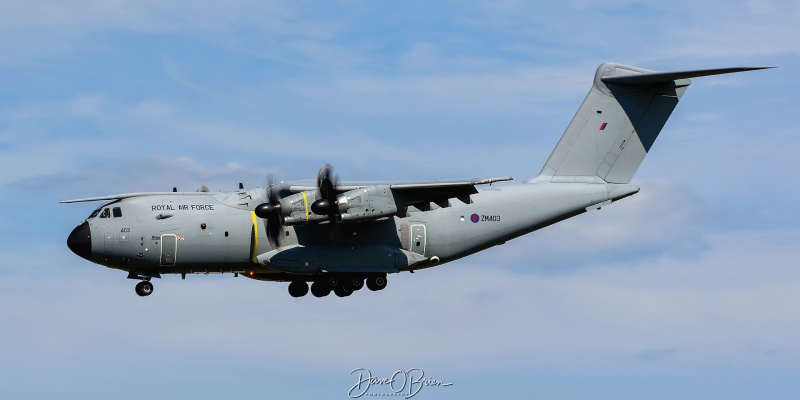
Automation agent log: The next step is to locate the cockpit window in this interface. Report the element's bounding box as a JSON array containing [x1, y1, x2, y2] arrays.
[[88, 200, 120, 219]]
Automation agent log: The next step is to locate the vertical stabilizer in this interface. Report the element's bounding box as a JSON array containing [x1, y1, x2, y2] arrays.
[[531, 63, 768, 184]]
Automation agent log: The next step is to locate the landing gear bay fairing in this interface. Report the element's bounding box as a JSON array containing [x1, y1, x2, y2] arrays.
[[63, 63, 767, 298]]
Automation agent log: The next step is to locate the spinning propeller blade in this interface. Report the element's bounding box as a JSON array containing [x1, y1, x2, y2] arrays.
[[254, 174, 283, 248]]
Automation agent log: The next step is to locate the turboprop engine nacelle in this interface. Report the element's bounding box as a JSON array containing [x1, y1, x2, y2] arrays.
[[282, 191, 329, 225], [336, 185, 399, 222], [282, 186, 400, 225]]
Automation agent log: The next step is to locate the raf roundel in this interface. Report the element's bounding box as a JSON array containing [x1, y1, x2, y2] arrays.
[[470, 214, 480, 223]]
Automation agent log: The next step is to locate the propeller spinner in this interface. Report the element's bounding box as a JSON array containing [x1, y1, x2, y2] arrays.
[[310, 164, 340, 222]]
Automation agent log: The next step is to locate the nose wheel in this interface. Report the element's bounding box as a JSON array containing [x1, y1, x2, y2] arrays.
[[135, 281, 154, 297]]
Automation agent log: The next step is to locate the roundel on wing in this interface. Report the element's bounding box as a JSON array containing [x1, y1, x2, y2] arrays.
[[470, 214, 479, 223]]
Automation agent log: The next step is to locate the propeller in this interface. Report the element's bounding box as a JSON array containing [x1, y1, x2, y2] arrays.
[[311, 164, 340, 222], [254, 174, 283, 248]]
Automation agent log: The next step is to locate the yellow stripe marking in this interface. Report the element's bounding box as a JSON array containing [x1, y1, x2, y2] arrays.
[[302, 191, 309, 223], [250, 211, 259, 263]]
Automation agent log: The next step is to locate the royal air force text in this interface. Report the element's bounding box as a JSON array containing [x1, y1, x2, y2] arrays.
[[151, 204, 215, 211]]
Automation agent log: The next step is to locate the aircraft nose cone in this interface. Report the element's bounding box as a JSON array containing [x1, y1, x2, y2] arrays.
[[67, 221, 92, 260]]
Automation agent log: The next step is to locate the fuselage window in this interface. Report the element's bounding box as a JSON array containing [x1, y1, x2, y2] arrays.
[[112, 207, 122, 218], [89, 208, 102, 218], [99, 208, 110, 218]]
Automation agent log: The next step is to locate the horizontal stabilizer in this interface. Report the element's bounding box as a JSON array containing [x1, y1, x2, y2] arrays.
[[602, 66, 773, 85]]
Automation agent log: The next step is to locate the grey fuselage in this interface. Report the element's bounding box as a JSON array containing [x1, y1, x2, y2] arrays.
[[73, 182, 639, 281], [66, 62, 766, 292]]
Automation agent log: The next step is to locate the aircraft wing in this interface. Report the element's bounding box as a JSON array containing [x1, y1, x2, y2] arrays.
[[288, 177, 511, 192], [287, 176, 512, 208], [387, 177, 512, 207], [388, 177, 513, 190], [60, 192, 210, 203]]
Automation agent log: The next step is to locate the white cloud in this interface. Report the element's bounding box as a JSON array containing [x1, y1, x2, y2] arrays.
[[278, 65, 587, 120], [477, 180, 712, 272], [0, 0, 299, 33], [464, 0, 800, 63], [4, 228, 799, 391], [0, 2, 797, 398], [2, 0, 798, 70], [0, 0, 338, 66]]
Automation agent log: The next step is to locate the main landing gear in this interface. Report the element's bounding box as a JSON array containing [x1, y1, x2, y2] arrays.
[[135, 280, 154, 297], [288, 280, 309, 297], [288, 275, 387, 298]]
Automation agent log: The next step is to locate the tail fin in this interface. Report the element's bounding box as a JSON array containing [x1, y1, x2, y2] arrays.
[[531, 62, 769, 184]]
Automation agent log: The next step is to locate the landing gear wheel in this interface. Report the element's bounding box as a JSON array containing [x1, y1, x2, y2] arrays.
[[366, 276, 387, 291], [288, 280, 309, 298], [328, 277, 340, 288], [334, 285, 353, 297], [135, 281, 154, 297], [344, 277, 364, 292], [310, 280, 331, 297]]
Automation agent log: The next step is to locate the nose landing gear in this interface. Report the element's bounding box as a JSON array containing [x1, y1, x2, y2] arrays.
[[135, 280, 154, 297]]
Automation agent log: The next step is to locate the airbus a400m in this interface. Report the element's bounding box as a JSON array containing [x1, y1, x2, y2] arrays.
[[63, 62, 767, 298]]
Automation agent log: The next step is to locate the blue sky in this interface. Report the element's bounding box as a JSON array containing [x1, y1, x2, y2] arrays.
[[1, 1, 799, 399]]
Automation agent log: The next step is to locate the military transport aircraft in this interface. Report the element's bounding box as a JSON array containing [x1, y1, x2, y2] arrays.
[[63, 62, 768, 298]]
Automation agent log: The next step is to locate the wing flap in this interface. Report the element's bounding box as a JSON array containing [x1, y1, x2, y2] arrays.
[[390, 176, 512, 190], [287, 177, 512, 196], [390, 176, 513, 207]]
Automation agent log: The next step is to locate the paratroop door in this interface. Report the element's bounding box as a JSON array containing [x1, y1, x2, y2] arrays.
[[160, 234, 177, 266], [410, 224, 426, 255]]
